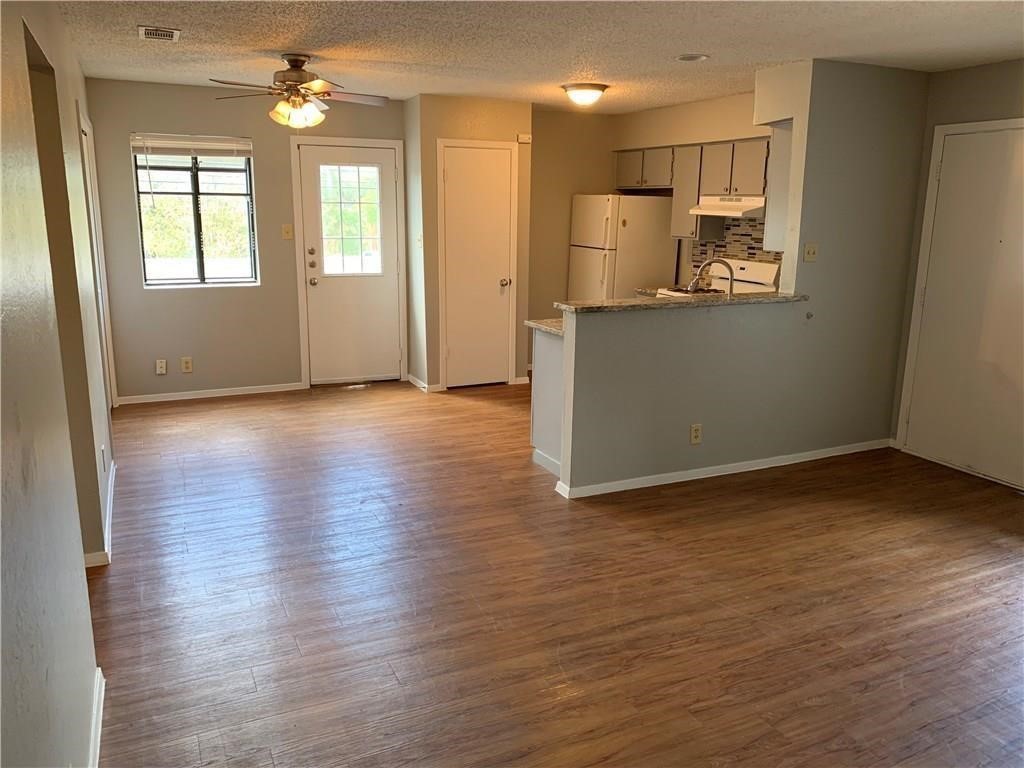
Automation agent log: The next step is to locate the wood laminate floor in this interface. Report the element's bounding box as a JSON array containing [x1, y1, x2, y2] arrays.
[[89, 382, 1023, 768]]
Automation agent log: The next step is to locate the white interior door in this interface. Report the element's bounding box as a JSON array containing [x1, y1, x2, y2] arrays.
[[299, 144, 402, 384], [440, 143, 515, 387], [903, 125, 1023, 488]]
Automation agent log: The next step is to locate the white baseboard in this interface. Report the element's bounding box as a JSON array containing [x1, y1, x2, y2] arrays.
[[556, 439, 892, 499], [407, 374, 445, 393], [85, 460, 116, 567], [532, 448, 560, 476], [84, 550, 110, 567], [117, 381, 307, 405], [509, 376, 530, 385], [88, 667, 105, 768]]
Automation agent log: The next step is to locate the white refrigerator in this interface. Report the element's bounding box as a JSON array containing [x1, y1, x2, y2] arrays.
[[567, 194, 676, 301]]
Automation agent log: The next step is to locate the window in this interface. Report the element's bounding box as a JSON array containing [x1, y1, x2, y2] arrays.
[[319, 164, 382, 275], [132, 134, 257, 285]]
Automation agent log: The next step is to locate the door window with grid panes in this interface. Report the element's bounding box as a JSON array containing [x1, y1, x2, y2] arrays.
[[319, 165, 382, 275]]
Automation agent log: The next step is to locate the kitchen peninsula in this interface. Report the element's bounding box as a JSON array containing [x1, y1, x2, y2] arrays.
[[527, 289, 809, 498]]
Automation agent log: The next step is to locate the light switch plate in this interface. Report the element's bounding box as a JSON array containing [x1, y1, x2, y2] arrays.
[[803, 242, 819, 262], [281, 224, 294, 240], [155, 359, 167, 375], [180, 356, 193, 374]]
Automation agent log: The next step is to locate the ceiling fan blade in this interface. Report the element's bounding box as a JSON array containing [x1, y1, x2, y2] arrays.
[[306, 94, 330, 112], [303, 79, 334, 94], [215, 92, 278, 100], [209, 78, 276, 89], [320, 91, 389, 107]]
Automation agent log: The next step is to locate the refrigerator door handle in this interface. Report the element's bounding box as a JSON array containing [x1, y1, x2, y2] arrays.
[[602, 216, 610, 247], [601, 252, 607, 284]]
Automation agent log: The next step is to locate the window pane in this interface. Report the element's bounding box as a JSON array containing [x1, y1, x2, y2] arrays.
[[341, 204, 360, 237], [198, 156, 247, 169], [343, 238, 361, 274], [200, 195, 254, 280], [321, 203, 342, 238], [359, 203, 379, 238], [320, 166, 340, 203], [140, 194, 198, 281], [136, 154, 191, 168], [359, 166, 379, 194], [137, 168, 192, 193], [323, 238, 344, 274], [361, 238, 382, 274], [199, 171, 248, 194]]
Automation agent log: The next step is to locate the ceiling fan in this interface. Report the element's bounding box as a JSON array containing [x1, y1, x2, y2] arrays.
[[210, 54, 388, 128]]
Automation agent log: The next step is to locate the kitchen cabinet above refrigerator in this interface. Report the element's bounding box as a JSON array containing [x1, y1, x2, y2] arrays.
[[615, 147, 674, 189]]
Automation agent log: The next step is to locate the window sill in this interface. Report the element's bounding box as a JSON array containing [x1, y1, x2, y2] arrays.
[[143, 280, 261, 290]]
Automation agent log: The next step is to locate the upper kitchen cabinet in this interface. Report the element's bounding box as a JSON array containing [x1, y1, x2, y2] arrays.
[[699, 143, 734, 195], [670, 145, 701, 238], [616, 148, 674, 189], [698, 139, 769, 196], [616, 150, 644, 188], [731, 138, 770, 195]]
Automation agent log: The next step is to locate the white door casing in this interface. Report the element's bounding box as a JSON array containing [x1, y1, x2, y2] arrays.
[[296, 142, 405, 385], [437, 140, 518, 388], [897, 119, 1023, 489]]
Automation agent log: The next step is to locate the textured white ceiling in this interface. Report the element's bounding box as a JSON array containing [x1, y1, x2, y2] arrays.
[[60, 1, 1024, 113]]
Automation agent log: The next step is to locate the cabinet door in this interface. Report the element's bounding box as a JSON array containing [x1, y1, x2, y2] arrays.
[[642, 147, 674, 187], [615, 150, 644, 188], [731, 138, 769, 195], [699, 142, 734, 195], [670, 145, 701, 238]]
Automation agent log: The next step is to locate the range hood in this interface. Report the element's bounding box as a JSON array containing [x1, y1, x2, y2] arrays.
[[689, 194, 766, 218]]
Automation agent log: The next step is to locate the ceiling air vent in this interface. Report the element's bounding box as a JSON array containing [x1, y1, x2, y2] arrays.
[[137, 26, 180, 42]]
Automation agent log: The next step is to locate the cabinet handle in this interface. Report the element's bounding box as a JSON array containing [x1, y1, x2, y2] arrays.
[[642, 178, 647, 185], [732, 187, 738, 193], [723, 186, 729, 192]]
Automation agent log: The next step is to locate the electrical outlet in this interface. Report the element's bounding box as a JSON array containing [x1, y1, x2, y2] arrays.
[[155, 359, 167, 375], [803, 242, 819, 262], [180, 356, 193, 373], [690, 423, 703, 445]]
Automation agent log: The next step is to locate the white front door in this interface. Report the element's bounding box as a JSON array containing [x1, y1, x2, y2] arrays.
[[299, 144, 402, 384], [441, 143, 515, 387], [904, 125, 1023, 487]]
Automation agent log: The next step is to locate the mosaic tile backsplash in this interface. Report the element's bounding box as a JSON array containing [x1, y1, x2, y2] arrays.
[[687, 218, 783, 279]]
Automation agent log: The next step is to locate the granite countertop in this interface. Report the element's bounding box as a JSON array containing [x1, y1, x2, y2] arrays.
[[524, 318, 564, 336], [554, 290, 808, 314]]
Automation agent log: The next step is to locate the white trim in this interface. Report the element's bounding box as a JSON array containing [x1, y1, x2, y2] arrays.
[[85, 462, 116, 568], [407, 374, 445, 393], [436, 139, 519, 390], [555, 439, 891, 499], [117, 381, 306, 405], [532, 448, 560, 476], [290, 137, 408, 389], [311, 375, 400, 385], [896, 118, 1024, 448], [901, 445, 1023, 492], [76, 107, 119, 407], [88, 667, 105, 768], [509, 376, 530, 385]]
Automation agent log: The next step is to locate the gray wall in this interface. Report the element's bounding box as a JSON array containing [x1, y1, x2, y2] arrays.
[[403, 96, 429, 385], [86, 79, 406, 397], [2, 3, 100, 766], [528, 108, 615, 322], [562, 61, 929, 490]]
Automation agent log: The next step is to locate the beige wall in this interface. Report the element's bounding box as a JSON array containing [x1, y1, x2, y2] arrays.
[[528, 108, 616, 321], [610, 92, 770, 150], [86, 79, 406, 397], [2, 3, 101, 766], [403, 96, 428, 384], [892, 58, 1024, 431], [412, 95, 533, 385]]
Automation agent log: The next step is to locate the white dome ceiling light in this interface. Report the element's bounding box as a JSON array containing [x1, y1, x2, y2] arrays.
[[561, 83, 609, 107]]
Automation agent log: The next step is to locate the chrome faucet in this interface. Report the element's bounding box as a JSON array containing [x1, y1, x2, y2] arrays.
[[688, 258, 735, 296]]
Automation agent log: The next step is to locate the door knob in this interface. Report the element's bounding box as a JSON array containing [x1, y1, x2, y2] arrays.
[[308, 260, 317, 268], [309, 277, 319, 286], [307, 246, 316, 255], [499, 278, 511, 288]]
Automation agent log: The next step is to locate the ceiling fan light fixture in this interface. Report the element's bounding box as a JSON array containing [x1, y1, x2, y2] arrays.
[[268, 99, 293, 126], [268, 95, 325, 129], [562, 83, 608, 107]]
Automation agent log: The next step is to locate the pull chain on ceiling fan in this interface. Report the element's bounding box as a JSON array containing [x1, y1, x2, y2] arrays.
[[210, 53, 388, 128]]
